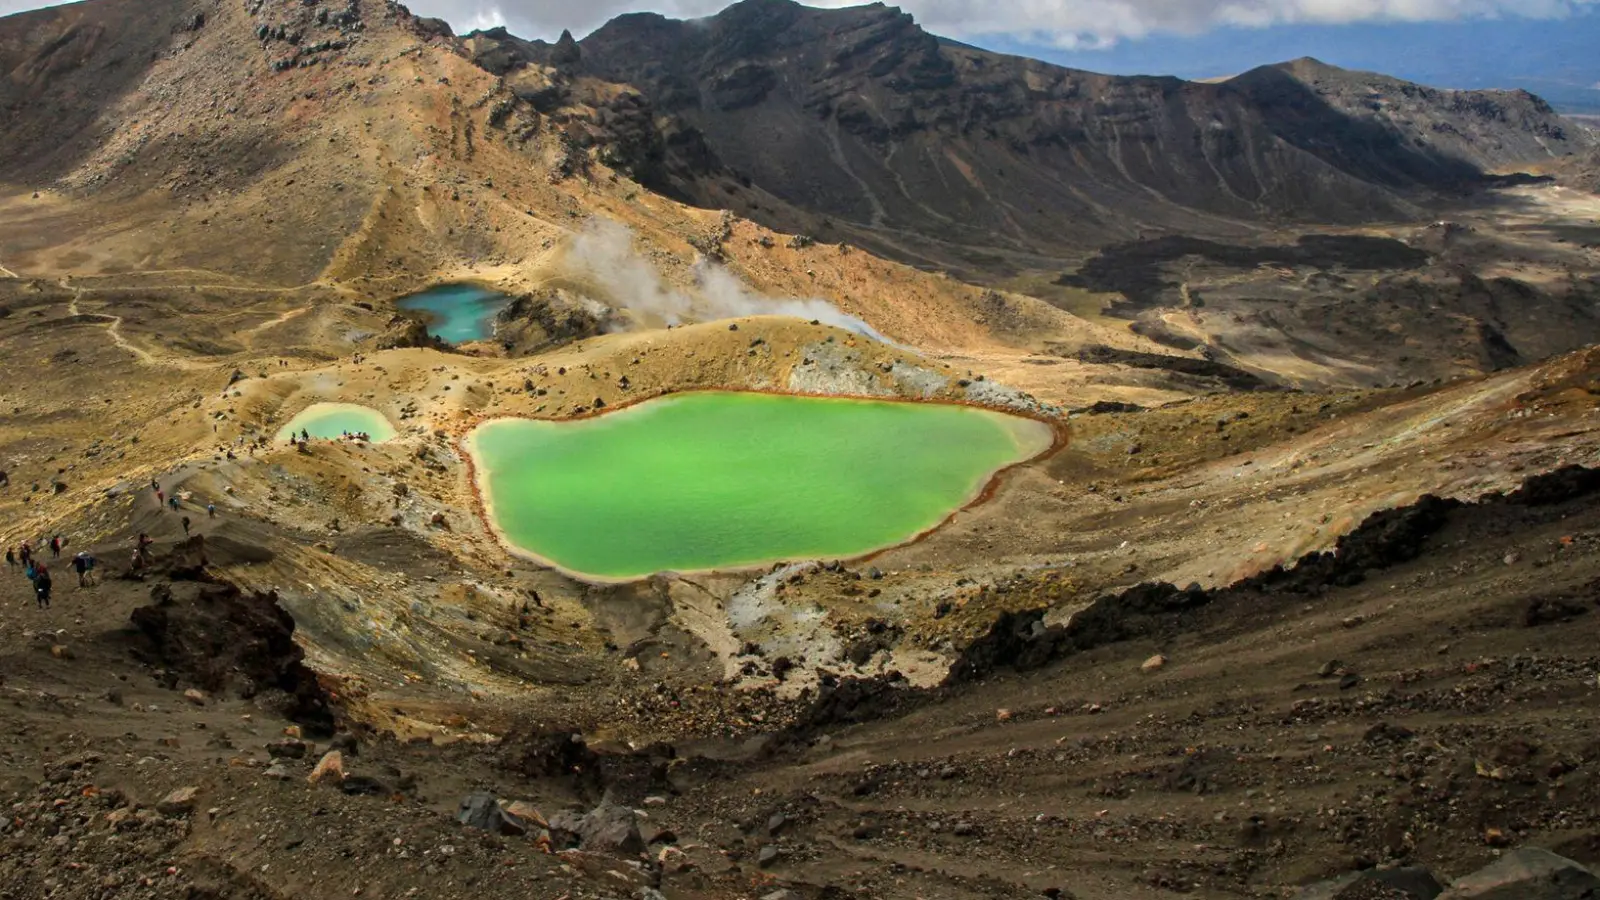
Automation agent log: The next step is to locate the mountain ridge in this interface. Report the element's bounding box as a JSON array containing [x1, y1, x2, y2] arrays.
[[459, 0, 1591, 278]]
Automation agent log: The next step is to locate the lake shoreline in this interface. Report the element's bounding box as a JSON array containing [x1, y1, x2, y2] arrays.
[[461, 389, 1065, 584], [274, 401, 398, 443]]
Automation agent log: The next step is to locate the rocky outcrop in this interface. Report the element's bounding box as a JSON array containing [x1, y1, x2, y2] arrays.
[[494, 290, 609, 355], [127, 537, 336, 733]]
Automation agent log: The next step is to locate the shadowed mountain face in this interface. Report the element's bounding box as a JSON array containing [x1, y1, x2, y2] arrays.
[[463, 0, 1593, 278]]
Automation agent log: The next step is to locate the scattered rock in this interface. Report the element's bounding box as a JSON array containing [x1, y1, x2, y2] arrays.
[[264, 764, 292, 781], [1141, 654, 1167, 672], [156, 786, 200, 816], [758, 844, 781, 867], [307, 750, 344, 785], [1294, 866, 1443, 899], [506, 800, 548, 828], [183, 688, 207, 705], [267, 739, 309, 759], [50, 645, 74, 660]]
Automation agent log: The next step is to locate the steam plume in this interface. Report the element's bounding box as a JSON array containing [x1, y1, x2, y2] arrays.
[[564, 219, 893, 343]]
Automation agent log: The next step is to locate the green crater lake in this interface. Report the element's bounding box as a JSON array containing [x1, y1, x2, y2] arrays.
[[276, 403, 397, 442], [468, 392, 1054, 580], [395, 283, 513, 344]]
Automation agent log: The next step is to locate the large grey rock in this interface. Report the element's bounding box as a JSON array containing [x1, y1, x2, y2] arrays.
[[456, 792, 527, 836], [579, 801, 645, 855], [547, 801, 645, 856], [1440, 848, 1600, 900], [1296, 867, 1443, 900]]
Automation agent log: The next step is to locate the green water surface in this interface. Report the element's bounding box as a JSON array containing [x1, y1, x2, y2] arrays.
[[469, 392, 1052, 579], [276, 403, 397, 442]]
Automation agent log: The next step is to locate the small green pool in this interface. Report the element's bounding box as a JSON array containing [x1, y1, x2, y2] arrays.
[[276, 403, 397, 443], [468, 392, 1053, 580]]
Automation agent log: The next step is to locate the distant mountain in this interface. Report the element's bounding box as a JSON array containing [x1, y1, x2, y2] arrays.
[[1004, 14, 1600, 115], [463, 0, 1593, 278]]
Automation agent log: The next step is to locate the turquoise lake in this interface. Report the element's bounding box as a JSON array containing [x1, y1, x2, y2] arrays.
[[395, 284, 513, 344]]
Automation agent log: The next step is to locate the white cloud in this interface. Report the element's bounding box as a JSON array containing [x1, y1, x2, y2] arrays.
[[0, 0, 1595, 45]]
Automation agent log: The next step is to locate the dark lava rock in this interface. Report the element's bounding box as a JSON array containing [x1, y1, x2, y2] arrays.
[[457, 792, 527, 836], [266, 739, 309, 759], [128, 546, 333, 734], [549, 801, 644, 856], [1439, 847, 1600, 899]]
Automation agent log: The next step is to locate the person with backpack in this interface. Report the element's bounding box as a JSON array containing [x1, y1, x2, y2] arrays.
[[32, 563, 51, 609], [72, 551, 94, 587]]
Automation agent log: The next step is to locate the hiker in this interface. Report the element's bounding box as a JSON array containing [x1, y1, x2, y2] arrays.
[[49, 535, 61, 558], [181, 515, 191, 536], [168, 495, 180, 512], [72, 551, 92, 587], [300, 428, 310, 442], [156, 489, 165, 507], [19, 541, 31, 568], [32, 563, 51, 609], [207, 502, 217, 518], [0, 470, 8, 487], [151, 479, 160, 493]]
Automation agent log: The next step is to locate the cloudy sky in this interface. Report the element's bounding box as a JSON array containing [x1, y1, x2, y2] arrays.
[[401, 0, 1600, 45], [0, 0, 1594, 45]]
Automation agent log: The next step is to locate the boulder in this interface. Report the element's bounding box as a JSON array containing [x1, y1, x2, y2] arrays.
[[549, 800, 645, 856], [1141, 654, 1167, 673], [582, 801, 645, 855], [457, 792, 528, 836], [1294, 867, 1443, 899], [1439, 848, 1600, 900]]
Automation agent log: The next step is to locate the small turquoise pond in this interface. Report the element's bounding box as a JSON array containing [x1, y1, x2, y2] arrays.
[[395, 284, 514, 344], [276, 403, 397, 442]]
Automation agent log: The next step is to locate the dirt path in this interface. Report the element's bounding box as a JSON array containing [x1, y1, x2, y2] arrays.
[[64, 280, 211, 371], [244, 305, 311, 346]]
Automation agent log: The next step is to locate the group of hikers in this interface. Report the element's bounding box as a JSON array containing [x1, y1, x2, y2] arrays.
[[6, 536, 96, 609], [6, 479, 222, 610], [151, 479, 217, 521]]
